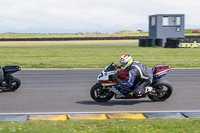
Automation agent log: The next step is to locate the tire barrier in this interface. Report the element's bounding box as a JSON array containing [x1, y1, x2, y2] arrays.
[[155, 38, 163, 46], [165, 38, 180, 48], [165, 37, 200, 48], [139, 38, 163, 47], [139, 39, 146, 47], [139, 38, 156, 47], [145, 38, 155, 47], [0, 36, 148, 41]]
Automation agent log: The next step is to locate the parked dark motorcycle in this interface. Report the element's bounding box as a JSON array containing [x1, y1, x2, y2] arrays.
[[0, 65, 21, 92], [90, 63, 173, 102]]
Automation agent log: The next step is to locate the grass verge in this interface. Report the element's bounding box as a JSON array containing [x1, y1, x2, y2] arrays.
[[0, 118, 200, 133], [0, 44, 199, 68]]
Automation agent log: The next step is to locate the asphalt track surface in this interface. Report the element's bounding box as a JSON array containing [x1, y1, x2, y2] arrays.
[[0, 68, 200, 114]]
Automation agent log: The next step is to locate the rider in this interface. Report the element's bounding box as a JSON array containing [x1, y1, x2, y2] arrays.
[[111, 54, 153, 98]]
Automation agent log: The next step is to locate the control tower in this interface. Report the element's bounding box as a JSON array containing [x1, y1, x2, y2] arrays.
[[149, 14, 185, 47]]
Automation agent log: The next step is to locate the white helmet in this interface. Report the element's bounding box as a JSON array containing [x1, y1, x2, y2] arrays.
[[119, 54, 133, 69]]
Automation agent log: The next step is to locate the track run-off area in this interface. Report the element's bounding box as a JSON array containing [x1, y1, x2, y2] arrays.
[[0, 68, 200, 114]]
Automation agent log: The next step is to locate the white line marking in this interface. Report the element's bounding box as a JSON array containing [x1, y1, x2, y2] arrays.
[[21, 68, 200, 71], [21, 68, 102, 70], [0, 110, 200, 115]]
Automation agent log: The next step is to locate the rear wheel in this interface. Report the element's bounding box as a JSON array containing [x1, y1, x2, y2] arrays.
[[90, 83, 114, 102], [148, 80, 173, 102], [1, 77, 21, 92]]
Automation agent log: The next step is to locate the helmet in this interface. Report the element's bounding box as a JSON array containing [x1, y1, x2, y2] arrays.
[[120, 54, 133, 69]]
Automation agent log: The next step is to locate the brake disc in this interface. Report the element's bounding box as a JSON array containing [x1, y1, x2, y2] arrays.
[[157, 89, 166, 98]]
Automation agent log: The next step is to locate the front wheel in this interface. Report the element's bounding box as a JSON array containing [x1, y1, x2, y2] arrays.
[[148, 80, 173, 102], [90, 83, 114, 102]]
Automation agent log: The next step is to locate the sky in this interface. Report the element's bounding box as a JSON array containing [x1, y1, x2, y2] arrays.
[[1, 0, 200, 33]]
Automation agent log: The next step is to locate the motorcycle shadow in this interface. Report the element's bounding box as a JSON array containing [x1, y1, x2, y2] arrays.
[[76, 100, 152, 106], [0, 91, 11, 93]]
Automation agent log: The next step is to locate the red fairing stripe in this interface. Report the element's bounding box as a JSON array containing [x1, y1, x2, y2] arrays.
[[98, 80, 117, 84]]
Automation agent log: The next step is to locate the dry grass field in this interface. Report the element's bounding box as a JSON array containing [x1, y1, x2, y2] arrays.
[[0, 40, 138, 46]]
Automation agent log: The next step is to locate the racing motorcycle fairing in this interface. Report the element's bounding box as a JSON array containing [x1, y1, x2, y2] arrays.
[[97, 63, 117, 81], [98, 80, 117, 87], [152, 65, 171, 80], [98, 63, 130, 88], [98, 80, 138, 99]]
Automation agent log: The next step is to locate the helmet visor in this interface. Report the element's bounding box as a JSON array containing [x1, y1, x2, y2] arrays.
[[121, 62, 126, 67]]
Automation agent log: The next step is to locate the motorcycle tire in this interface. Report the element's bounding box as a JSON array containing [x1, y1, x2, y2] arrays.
[[2, 77, 21, 92], [90, 82, 114, 102], [148, 79, 173, 102]]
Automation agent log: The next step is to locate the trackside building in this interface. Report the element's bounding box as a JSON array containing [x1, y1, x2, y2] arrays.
[[149, 14, 185, 47]]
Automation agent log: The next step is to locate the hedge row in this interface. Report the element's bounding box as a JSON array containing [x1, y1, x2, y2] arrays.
[[0, 35, 199, 41]]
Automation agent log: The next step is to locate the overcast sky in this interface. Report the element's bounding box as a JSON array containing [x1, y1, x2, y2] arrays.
[[1, 0, 199, 33]]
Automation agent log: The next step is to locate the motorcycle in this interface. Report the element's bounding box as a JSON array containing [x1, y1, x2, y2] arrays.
[[90, 63, 173, 102], [0, 65, 21, 92]]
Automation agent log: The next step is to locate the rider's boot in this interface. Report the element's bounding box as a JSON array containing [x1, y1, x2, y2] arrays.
[[110, 87, 125, 98]]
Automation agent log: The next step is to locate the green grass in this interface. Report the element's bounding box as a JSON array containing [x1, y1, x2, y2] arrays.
[[185, 29, 200, 35], [0, 44, 199, 68], [0, 118, 200, 133], [185, 29, 194, 33]]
